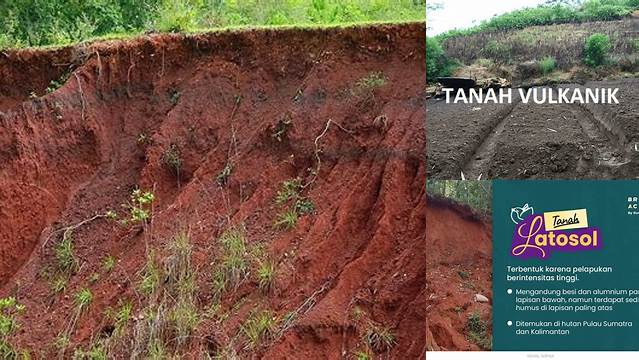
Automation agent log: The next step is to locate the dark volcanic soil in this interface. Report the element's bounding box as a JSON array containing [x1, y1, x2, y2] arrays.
[[425, 196, 492, 351], [0, 24, 426, 358], [427, 79, 639, 179]]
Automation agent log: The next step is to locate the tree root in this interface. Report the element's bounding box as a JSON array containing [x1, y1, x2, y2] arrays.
[[303, 119, 354, 189], [74, 73, 86, 122]]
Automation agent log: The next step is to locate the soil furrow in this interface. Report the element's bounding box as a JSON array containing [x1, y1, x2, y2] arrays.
[[462, 99, 520, 180]]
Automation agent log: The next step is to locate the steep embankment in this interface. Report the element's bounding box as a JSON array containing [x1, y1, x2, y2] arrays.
[[426, 196, 492, 351], [0, 24, 426, 358]]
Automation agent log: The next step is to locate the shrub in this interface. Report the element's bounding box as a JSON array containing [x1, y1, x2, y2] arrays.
[[584, 33, 612, 66], [466, 312, 492, 350], [538, 56, 557, 75], [153, 0, 197, 33], [426, 36, 456, 82]]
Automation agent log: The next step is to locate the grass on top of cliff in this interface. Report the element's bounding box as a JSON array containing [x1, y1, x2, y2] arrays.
[[0, 0, 425, 50]]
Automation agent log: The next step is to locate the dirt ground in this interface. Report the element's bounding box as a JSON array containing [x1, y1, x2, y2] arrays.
[[425, 197, 492, 351], [427, 78, 639, 179], [0, 24, 426, 358]]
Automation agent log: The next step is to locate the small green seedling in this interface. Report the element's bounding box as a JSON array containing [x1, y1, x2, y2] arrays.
[[121, 189, 155, 225], [274, 209, 298, 230]]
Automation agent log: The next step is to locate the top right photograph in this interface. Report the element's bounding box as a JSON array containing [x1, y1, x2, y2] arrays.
[[426, 0, 638, 179]]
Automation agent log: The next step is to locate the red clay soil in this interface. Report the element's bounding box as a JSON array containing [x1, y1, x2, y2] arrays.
[[425, 197, 492, 351], [0, 24, 426, 358]]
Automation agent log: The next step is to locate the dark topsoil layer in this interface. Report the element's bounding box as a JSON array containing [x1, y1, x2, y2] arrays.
[[427, 79, 639, 179], [0, 23, 426, 358]]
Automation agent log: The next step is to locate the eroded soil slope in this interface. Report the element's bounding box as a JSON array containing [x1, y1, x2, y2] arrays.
[[427, 79, 639, 179], [425, 197, 492, 351], [0, 24, 426, 358]]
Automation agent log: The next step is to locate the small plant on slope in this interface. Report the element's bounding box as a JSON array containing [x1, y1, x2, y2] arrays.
[[138, 251, 161, 297], [466, 312, 492, 350], [74, 288, 93, 311], [256, 259, 276, 292], [273, 208, 298, 230], [275, 178, 302, 205], [121, 189, 155, 226], [241, 310, 278, 348], [105, 300, 133, 337], [352, 71, 387, 98], [271, 114, 293, 142], [161, 143, 182, 178], [212, 227, 249, 297], [0, 297, 24, 355], [102, 255, 116, 273], [55, 233, 78, 274], [363, 323, 396, 353]]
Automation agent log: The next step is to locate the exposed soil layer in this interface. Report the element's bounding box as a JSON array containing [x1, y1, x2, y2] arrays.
[[427, 79, 639, 179], [425, 197, 492, 351], [0, 24, 426, 358]]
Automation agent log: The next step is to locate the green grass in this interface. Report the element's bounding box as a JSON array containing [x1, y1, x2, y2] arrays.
[[353, 71, 387, 94], [212, 228, 249, 297], [274, 208, 299, 230], [169, 300, 199, 340], [354, 350, 371, 360], [50, 276, 68, 294], [55, 234, 78, 274], [73, 343, 108, 360], [74, 288, 93, 310], [241, 310, 278, 348], [538, 56, 557, 75], [107, 300, 133, 335], [0, 0, 425, 50], [102, 255, 116, 273], [138, 251, 162, 296], [257, 260, 276, 291]]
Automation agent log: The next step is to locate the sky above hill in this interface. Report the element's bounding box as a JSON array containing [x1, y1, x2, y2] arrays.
[[427, 0, 549, 35]]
